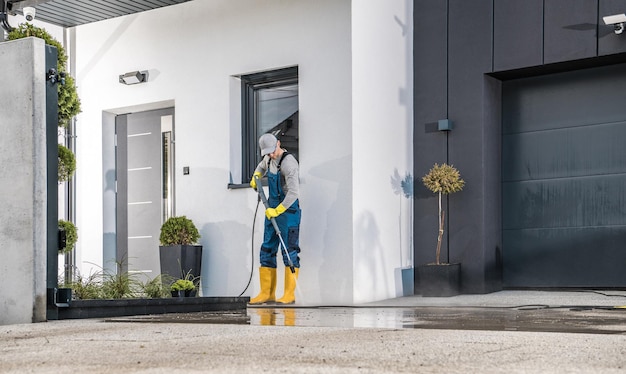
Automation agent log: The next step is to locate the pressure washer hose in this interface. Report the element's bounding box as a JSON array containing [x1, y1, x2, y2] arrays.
[[238, 195, 261, 297]]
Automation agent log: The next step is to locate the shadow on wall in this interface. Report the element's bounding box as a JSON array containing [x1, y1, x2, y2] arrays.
[[390, 169, 414, 199], [308, 155, 352, 304], [354, 210, 388, 301], [391, 169, 415, 296], [199, 220, 250, 297]]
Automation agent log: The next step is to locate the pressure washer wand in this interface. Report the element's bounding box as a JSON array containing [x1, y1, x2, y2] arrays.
[[254, 175, 296, 273]]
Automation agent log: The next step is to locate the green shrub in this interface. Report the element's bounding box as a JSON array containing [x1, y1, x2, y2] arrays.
[[142, 275, 171, 298], [170, 279, 195, 291], [58, 144, 76, 182], [64, 271, 103, 300], [159, 216, 200, 245]]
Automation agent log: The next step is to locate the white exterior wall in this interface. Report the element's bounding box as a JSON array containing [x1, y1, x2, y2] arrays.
[[352, 0, 414, 303], [72, 0, 412, 304]]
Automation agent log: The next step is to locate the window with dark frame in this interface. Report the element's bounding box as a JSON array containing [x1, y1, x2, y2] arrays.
[[241, 66, 299, 183]]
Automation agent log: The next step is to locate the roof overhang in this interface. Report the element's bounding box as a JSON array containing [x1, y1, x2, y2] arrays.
[[6, 0, 193, 28]]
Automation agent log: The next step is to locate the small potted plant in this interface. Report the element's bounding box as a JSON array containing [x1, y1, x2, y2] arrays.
[[170, 279, 196, 298], [419, 163, 465, 296], [158, 216, 202, 291]]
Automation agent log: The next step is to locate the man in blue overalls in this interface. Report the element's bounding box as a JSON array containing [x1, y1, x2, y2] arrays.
[[249, 133, 301, 304]]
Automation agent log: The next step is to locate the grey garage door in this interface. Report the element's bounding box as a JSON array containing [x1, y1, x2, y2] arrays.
[[502, 63, 626, 288]]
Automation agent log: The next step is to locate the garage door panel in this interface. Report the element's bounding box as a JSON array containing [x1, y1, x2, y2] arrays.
[[503, 64, 626, 134], [503, 227, 626, 287], [503, 122, 626, 182], [504, 175, 626, 230]]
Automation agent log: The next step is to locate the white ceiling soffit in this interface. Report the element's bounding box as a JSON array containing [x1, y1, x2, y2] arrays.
[[8, 0, 194, 28]]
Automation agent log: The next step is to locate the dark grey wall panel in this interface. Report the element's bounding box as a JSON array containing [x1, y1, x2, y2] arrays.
[[544, 0, 598, 64], [413, 0, 450, 271], [494, 0, 544, 71], [598, 0, 626, 55], [447, 0, 498, 293]]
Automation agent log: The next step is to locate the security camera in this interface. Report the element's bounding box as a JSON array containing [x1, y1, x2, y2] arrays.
[[23, 7, 36, 22], [603, 13, 626, 34], [603, 13, 626, 25]]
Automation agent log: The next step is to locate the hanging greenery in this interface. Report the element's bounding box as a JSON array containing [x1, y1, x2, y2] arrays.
[[8, 23, 81, 257], [58, 219, 78, 253], [58, 144, 76, 182], [8, 23, 81, 127]]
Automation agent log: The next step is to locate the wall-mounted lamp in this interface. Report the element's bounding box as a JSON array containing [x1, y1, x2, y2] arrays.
[[603, 13, 626, 34], [119, 70, 148, 85], [438, 119, 453, 131]]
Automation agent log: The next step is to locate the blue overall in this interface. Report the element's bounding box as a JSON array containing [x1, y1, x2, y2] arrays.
[[260, 166, 301, 268]]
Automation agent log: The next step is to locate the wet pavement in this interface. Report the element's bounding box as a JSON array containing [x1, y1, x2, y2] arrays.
[[107, 305, 626, 335], [106, 290, 626, 335]]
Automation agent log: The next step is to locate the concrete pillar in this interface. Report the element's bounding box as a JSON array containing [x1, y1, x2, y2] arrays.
[[0, 37, 48, 325]]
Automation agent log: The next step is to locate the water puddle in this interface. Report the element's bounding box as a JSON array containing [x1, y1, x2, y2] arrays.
[[108, 306, 626, 334]]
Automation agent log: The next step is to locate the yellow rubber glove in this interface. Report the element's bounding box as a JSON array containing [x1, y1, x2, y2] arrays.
[[265, 204, 286, 219], [250, 171, 262, 189]]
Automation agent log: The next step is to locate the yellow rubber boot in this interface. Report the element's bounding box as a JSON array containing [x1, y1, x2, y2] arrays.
[[276, 268, 299, 304], [249, 267, 276, 304]]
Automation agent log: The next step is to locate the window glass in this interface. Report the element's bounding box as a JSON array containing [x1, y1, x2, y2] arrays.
[[242, 67, 298, 181]]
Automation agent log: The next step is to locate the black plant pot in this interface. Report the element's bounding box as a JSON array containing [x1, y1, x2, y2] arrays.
[[171, 290, 184, 298], [56, 287, 72, 306], [170, 289, 196, 298], [417, 263, 461, 297], [159, 245, 202, 281]]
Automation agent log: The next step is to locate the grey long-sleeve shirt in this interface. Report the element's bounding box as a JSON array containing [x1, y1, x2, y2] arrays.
[[254, 151, 299, 209]]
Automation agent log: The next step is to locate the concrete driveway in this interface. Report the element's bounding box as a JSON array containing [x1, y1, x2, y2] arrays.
[[1, 290, 625, 373]]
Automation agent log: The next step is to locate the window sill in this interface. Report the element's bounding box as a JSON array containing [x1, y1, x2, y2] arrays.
[[228, 183, 251, 190]]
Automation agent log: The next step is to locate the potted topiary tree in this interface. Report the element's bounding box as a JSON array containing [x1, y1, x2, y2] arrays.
[[158, 216, 202, 293], [419, 163, 465, 296]]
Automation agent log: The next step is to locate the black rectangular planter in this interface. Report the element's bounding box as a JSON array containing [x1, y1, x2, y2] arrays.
[[55, 296, 249, 320], [417, 263, 461, 297], [159, 244, 202, 280]]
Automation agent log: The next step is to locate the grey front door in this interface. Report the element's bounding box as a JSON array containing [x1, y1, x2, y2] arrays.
[[116, 108, 174, 277]]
